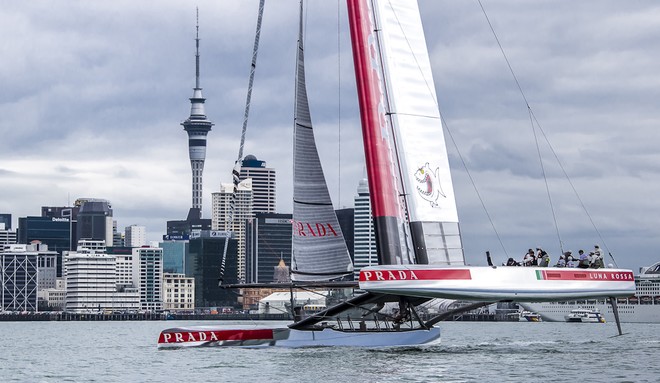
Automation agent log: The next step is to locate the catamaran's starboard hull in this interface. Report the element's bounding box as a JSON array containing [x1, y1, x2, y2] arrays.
[[157, 326, 441, 349], [359, 266, 636, 302]]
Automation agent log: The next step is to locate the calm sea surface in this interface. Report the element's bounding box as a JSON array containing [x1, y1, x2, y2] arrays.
[[0, 320, 657, 382]]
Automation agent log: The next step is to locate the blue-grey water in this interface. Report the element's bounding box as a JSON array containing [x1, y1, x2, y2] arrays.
[[0, 320, 657, 382]]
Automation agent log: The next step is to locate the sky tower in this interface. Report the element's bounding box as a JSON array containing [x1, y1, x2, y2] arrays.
[[182, 9, 213, 218]]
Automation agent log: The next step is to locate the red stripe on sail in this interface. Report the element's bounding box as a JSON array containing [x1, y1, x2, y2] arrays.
[[347, 0, 398, 218], [359, 269, 471, 282], [541, 270, 634, 281], [158, 329, 274, 344]]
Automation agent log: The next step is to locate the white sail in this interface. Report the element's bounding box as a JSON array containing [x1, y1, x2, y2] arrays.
[[372, 0, 463, 265], [291, 2, 353, 281]]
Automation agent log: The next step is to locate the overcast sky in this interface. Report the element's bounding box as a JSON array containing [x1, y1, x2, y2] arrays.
[[1, 1, 659, 270]]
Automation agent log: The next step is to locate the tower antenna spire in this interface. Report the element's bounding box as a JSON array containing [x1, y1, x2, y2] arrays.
[[195, 7, 200, 89]]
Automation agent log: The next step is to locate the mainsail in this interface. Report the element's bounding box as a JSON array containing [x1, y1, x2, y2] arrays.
[[347, 0, 464, 266], [291, 1, 353, 281]]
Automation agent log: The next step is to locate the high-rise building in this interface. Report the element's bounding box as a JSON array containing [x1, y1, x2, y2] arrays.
[[353, 179, 376, 280], [160, 241, 188, 274], [125, 225, 147, 247], [240, 155, 276, 213], [212, 178, 253, 282], [186, 234, 239, 309], [41, 206, 78, 247], [0, 214, 12, 230], [182, 13, 213, 218], [245, 213, 292, 284], [112, 221, 124, 247], [17, 216, 72, 277], [132, 247, 163, 312], [335, 208, 355, 261], [76, 199, 113, 245]]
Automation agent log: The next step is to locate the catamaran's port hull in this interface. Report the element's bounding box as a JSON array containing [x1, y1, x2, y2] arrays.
[[359, 266, 636, 302], [157, 326, 441, 348]]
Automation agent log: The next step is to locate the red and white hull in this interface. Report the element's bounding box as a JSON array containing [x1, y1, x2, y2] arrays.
[[157, 326, 440, 349], [359, 266, 635, 302]]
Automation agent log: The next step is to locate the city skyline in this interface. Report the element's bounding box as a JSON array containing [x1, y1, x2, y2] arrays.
[[2, 1, 660, 269]]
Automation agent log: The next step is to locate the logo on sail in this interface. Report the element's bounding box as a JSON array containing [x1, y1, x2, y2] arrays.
[[293, 221, 339, 237], [414, 163, 445, 207]]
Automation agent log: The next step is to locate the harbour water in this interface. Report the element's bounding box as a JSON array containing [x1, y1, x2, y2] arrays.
[[1, 320, 657, 382]]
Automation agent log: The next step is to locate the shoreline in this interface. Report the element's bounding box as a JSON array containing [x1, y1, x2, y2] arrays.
[[0, 311, 517, 322]]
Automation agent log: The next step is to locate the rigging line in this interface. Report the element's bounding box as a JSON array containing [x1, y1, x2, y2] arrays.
[[440, 114, 508, 258], [479, 0, 568, 252], [480, 0, 611, 260], [529, 110, 618, 267], [529, 107, 564, 254], [477, 0, 529, 109]]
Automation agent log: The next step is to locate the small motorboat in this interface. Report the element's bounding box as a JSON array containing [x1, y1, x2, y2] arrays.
[[564, 309, 606, 323], [519, 310, 542, 322]]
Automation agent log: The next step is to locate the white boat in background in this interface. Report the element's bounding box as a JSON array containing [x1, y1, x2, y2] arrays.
[[564, 309, 606, 323], [519, 311, 542, 322], [520, 261, 660, 323]]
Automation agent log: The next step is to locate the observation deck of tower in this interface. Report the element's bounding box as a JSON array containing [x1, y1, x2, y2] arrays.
[[182, 10, 213, 218]]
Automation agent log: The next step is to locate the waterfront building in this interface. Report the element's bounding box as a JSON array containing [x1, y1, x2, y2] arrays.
[[353, 179, 377, 280], [245, 212, 292, 284], [125, 225, 147, 247], [212, 178, 253, 282], [76, 199, 113, 245], [240, 155, 276, 213], [160, 241, 188, 274], [163, 273, 195, 312], [33, 242, 57, 291], [1, 243, 57, 312], [64, 240, 139, 313], [107, 247, 135, 288], [38, 278, 66, 311], [186, 233, 239, 309], [182, 14, 213, 218], [132, 247, 163, 312]]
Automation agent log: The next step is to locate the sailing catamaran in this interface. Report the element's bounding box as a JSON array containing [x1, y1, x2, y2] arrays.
[[158, 0, 634, 348]]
